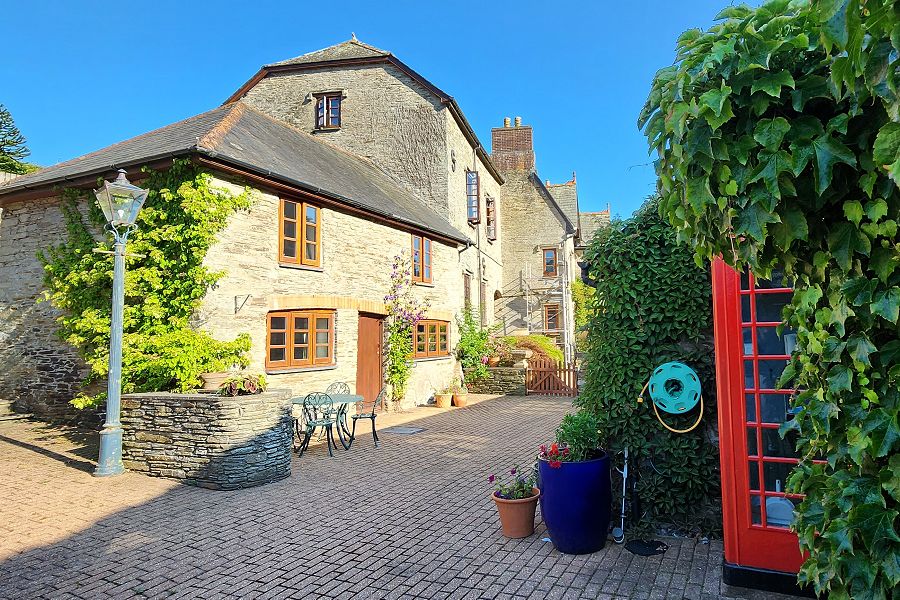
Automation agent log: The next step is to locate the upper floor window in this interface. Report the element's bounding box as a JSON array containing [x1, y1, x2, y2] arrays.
[[413, 320, 449, 359], [315, 93, 341, 129], [466, 170, 480, 224], [544, 302, 561, 333], [542, 247, 558, 278], [280, 199, 321, 267], [412, 234, 432, 284], [485, 195, 497, 241], [266, 309, 335, 370], [463, 272, 472, 308]]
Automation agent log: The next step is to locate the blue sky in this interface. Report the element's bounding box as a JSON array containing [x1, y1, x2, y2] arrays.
[[3, 1, 734, 219]]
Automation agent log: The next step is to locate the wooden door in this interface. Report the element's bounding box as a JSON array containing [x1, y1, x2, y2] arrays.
[[356, 314, 383, 404], [712, 259, 804, 574]]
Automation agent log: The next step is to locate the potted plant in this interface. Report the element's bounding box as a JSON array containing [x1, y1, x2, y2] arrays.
[[538, 410, 611, 554], [434, 383, 453, 408], [218, 372, 267, 396], [200, 371, 231, 391], [490, 466, 540, 538], [451, 380, 468, 407]]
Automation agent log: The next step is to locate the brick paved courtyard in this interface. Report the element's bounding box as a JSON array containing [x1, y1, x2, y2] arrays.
[[0, 395, 803, 600]]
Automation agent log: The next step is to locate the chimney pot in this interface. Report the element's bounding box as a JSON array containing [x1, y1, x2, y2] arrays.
[[503, 116, 511, 127], [514, 116, 522, 127]]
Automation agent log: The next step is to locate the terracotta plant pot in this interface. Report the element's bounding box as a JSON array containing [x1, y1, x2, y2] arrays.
[[434, 393, 452, 408], [199, 371, 230, 391], [487, 356, 501, 367], [492, 487, 540, 538], [452, 393, 468, 407]]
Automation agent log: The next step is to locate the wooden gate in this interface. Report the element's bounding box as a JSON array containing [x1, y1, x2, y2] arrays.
[[526, 356, 579, 396]]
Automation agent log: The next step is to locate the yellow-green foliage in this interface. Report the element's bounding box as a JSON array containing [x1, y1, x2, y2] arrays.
[[38, 160, 254, 408]]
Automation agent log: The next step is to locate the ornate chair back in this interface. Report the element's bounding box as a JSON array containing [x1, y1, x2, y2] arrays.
[[325, 382, 351, 396], [303, 392, 333, 424], [356, 388, 386, 418]]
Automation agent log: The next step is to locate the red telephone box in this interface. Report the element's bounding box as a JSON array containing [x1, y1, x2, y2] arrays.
[[711, 258, 811, 595]]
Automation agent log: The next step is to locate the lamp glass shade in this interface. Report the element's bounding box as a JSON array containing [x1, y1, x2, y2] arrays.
[[94, 170, 148, 227]]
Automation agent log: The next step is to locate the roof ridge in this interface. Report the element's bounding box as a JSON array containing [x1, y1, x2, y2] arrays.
[[20, 106, 228, 179], [199, 103, 246, 150]]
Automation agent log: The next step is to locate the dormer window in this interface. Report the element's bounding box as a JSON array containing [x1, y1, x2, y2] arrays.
[[466, 170, 480, 224], [315, 93, 341, 129]]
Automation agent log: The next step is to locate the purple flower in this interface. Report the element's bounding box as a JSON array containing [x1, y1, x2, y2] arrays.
[[510, 468, 517, 475], [488, 474, 495, 483]]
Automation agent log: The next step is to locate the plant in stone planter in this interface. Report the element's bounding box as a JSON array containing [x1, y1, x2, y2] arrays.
[[451, 379, 468, 407], [490, 466, 540, 538], [218, 372, 267, 397], [434, 382, 453, 409], [538, 410, 611, 554]]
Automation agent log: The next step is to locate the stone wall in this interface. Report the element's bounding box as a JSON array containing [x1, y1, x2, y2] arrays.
[[121, 390, 293, 490], [0, 195, 93, 420], [464, 367, 526, 396]]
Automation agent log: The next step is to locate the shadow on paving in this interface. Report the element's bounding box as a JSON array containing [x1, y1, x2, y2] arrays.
[[0, 396, 795, 600]]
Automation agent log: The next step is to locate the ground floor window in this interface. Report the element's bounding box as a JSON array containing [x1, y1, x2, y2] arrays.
[[267, 309, 335, 370], [413, 320, 449, 359]]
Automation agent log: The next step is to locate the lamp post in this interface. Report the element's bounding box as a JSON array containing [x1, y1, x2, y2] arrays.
[[93, 169, 148, 477]]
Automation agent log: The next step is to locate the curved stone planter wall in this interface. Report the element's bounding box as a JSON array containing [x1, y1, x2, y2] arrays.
[[121, 390, 293, 490], [464, 367, 527, 396]]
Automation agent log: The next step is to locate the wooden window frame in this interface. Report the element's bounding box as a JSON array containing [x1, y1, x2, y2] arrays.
[[463, 272, 472, 309], [413, 320, 450, 359], [279, 199, 321, 267], [542, 247, 558, 278], [543, 302, 561, 333], [266, 309, 335, 371], [466, 170, 481, 224], [485, 195, 497, 241], [315, 93, 342, 130], [411, 234, 433, 284]]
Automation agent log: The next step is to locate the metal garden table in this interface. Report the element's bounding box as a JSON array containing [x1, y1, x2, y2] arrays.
[[292, 393, 362, 449]]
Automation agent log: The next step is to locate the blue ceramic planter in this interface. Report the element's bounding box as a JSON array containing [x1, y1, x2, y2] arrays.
[[538, 453, 612, 554]]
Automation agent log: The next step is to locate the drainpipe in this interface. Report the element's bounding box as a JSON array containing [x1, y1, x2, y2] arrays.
[[473, 145, 485, 327], [561, 232, 576, 362]]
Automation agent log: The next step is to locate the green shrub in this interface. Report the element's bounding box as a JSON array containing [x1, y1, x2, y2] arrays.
[[503, 334, 564, 363], [576, 197, 719, 536], [37, 160, 254, 408], [456, 307, 491, 381]]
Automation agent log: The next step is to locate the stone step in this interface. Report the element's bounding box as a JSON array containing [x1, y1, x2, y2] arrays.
[[0, 400, 14, 416]]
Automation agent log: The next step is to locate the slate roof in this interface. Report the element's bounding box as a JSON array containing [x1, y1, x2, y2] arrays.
[[268, 38, 390, 67], [0, 103, 470, 244], [546, 179, 580, 233], [579, 210, 611, 247]]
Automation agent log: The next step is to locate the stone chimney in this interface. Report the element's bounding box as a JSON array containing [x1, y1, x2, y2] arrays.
[[491, 116, 534, 172]]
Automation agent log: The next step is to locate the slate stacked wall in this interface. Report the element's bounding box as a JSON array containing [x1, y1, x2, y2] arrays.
[[121, 390, 294, 490]]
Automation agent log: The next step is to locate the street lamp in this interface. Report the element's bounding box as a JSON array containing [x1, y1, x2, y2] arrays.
[[93, 169, 148, 477]]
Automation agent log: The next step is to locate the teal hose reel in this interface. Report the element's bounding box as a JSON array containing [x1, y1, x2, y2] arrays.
[[637, 361, 704, 433]]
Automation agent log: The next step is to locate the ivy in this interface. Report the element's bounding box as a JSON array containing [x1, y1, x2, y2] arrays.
[[456, 307, 491, 381], [641, 1, 900, 596], [383, 254, 428, 402], [38, 160, 254, 407], [577, 199, 720, 536]]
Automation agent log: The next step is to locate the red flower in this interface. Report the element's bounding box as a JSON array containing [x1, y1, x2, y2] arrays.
[[539, 444, 547, 454], [549, 460, 562, 468], [550, 442, 559, 454], [561, 447, 570, 456]]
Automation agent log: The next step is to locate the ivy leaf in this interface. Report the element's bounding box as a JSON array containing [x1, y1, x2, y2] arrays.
[[873, 122, 900, 168], [814, 135, 857, 195], [847, 333, 876, 366], [828, 364, 852, 392], [770, 204, 809, 249], [871, 247, 898, 283], [751, 71, 796, 97], [736, 202, 781, 241], [754, 117, 791, 149], [819, 0, 851, 51], [880, 340, 900, 367], [791, 76, 830, 111], [686, 176, 716, 215], [865, 199, 888, 222], [700, 83, 732, 117], [828, 222, 871, 271], [843, 200, 864, 225], [871, 287, 900, 323], [866, 409, 900, 458]]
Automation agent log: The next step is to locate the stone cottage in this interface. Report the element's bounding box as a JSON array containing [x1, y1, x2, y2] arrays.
[[491, 118, 580, 359]]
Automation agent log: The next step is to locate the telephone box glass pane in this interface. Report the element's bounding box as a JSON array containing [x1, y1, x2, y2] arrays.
[[757, 359, 788, 389], [756, 293, 791, 322], [745, 394, 756, 422], [747, 429, 758, 456]]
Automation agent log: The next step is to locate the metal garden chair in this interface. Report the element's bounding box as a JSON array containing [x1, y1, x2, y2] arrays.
[[323, 381, 353, 444], [325, 382, 351, 395], [297, 392, 339, 457], [349, 387, 385, 449]]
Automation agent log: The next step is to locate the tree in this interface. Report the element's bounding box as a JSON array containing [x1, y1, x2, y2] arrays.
[[640, 1, 899, 597], [0, 104, 33, 174]]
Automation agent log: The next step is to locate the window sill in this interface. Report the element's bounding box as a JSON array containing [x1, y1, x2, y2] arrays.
[[279, 262, 324, 273], [413, 281, 435, 288], [413, 356, 453, 364], [313, 127, 341, 133], [266, 365, 338, 375]]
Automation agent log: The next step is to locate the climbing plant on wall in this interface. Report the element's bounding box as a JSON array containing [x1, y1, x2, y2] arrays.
[[38, 159, 254, 408], [640, 1, 900, 596], [383, 254, 428, 402], [577, 198, 719, 535]]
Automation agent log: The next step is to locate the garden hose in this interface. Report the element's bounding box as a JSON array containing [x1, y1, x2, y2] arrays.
[[637, 361, 704, 434]]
